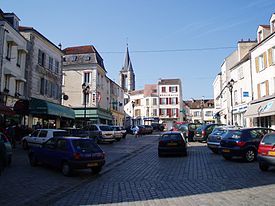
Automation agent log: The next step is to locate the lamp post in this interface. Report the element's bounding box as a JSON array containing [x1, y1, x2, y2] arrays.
[[227, 79, 234, 125], [201, 96, 204, 123], [82, 83, 90, 126], [131, 100, 135, 126]]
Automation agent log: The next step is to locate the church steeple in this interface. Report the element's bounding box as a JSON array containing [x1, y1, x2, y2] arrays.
[[119, 46, 135, 92]]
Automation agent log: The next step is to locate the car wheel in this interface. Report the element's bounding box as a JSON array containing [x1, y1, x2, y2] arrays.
[[29, 154, 38, 167], [22, 140, 29, 150], [211, 148, 219, 154], [222, 155, 232, 161], [62, 162, 72, 176], [92, 166, 102, 174], [259, 162, 269, 171], [245, 149, 256, 162]]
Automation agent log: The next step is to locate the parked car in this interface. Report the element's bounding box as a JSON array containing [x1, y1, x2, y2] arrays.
[[151, 123, 164, 131], [84, 124, 115, 144], [21, 129, 69, 150], [111, 126, 123, 141], [220, 127, 275, 162], [158, 131, 187, 157], [194, 124, 224, 142], [28, 137, 105, 176], [0, 132, 12, 167], [63, 128, 90, 138], [207, 126, 239, 154], [178, 123, 202, 142], [258, 133, 275, 171], [144, 125, 153, 134], [119, 127, 127, 138]]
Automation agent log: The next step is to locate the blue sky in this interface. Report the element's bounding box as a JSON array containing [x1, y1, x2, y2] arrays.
[[2, 0, 275, 100]]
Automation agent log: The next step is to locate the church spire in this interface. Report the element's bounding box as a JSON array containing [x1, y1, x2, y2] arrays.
[[122, 46, 133, 72]]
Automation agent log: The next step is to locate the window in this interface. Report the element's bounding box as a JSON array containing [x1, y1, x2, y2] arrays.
[[171, 97, 177, 105], [38, 50, 45, 67], [234, 90, 238, 105], [260, 81, 267, 97], [259, 54, 265, 71], [56, 139, 67, 151], [194, 111, 201, 117], [258, 30, 263, 42], [39, 131, 47, 138], [84, 72, 90, 83], [272, 20, 275, 32], [83, 93, 90, 105], [160, 109, 166, 116], [170, 86, 177, 92], [6, 42, 12, 60], [238, 67, 244, 80], [17, 50, 22, 67], [272, 47, 275, 65], [205, 111, 213, 117], [84, 55, 91, 61], [49, 57, 53, 70], [4, 75, 10, 90], [161, 87, 166, 93], [55, 61, 59, 74], [172, 108, 177, 116], [15, 80, 21, 96], [160, 98, 166, 105], [40, 78, 45, 95], [71, 56, 77, 61], [146, 99, 149, 106], [153, 98, 157, 105], [153, 109, 157, 116]]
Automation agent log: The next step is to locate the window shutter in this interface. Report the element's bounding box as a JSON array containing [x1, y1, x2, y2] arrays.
[[176, 97, 178, 104], [268, 48, 273, 66], [176, 108, 179, 117], [166, 98, 169, 104], [257, 83, 261, 98], [176, 86, 178, 92], [167, 109, 171, 117], [169, 98, 172, 104], [265, 80, 269, 96], [263, 52, 267, 69], [169, 87, 171, 92], [255, 57, 259, 73]]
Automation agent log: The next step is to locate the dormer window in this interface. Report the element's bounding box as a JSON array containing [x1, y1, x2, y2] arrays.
[[71, 56, 77, 62], [272, 20, 275, 33]]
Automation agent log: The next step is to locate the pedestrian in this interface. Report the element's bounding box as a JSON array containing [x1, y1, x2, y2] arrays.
[[134, 126, 140, 138], [6, 123, 16, 148]]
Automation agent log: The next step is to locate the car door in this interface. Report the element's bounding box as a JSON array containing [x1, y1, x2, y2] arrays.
[[37, 130, 49, 144], [27, 130, 40, 146], [39, 138, 57, 165], [47, 139, 68, 168]]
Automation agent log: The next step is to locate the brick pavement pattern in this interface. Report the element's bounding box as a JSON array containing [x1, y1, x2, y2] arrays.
[[52, 140, 275, 206]]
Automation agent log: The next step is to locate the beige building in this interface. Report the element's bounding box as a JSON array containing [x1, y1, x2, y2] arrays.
[[62, 45, 113, 126], [245, 14, 275, 128], [0, 11, 28, 124]]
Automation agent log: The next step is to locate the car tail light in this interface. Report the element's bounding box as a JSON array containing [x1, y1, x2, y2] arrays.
[[202, 130, 206, 137], [73, 152, 81, 160], [236, 141, 246, 147], [159, 141, 165, 146]]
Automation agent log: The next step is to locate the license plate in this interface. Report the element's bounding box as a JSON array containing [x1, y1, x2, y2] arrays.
[[222, 149, 230, 153], [268, 151, 275, 156], [87, 162, 98, 167], [167, 142, 177, 146]]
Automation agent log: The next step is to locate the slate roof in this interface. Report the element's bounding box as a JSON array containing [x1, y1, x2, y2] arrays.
[[158, 79, 181, 85], [121, 47, 133, 72], [63, 45, 97, 55]]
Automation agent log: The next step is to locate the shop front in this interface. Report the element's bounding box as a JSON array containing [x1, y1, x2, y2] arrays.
[[244, 95, 275, 129], [232, 104, 248, 127], [26, 98, 75, 129], [74, 107, 113, 127]]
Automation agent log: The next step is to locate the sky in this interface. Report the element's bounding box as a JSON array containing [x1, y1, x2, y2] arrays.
[[1, 0, 275, 100]]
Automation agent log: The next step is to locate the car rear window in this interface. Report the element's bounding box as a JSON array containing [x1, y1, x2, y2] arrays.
[[99, 126, 112, 131], [224, 130, 242, 139], [53, 131, 69, 137], [161, 134, 182, 141], [72, 139, 102, 152], [262, 134, 275, 145]]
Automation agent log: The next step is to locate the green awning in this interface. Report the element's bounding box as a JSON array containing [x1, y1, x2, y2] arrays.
[[29, 98, 75, 119]]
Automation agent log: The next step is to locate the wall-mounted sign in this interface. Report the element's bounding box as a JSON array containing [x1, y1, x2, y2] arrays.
[[243, 92, 249, 97]]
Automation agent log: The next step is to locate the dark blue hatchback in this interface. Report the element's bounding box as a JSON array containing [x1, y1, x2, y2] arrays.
[[28, 137, 105, 176], [220, 128, 275, 162]]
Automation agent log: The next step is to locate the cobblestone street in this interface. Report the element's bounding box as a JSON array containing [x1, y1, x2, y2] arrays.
[[1, 134, 275, 206]]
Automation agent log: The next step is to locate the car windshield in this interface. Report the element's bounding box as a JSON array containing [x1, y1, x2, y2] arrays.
[[53, 131, 69, 137], [188, 124, 201, 131], [262, 134, 275, 145], [99, 126, 112, 131], [161, 133, 182, 141], [72, 139, 102, 152]]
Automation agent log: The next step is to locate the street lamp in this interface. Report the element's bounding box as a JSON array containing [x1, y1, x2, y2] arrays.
[[82, 83, 90, 126], [201, 96, 204, 123], [131, 100, 135, 126], [227, 79, 234, 125]]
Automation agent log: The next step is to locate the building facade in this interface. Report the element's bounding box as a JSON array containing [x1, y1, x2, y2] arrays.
[[62, 45, 113, 126]]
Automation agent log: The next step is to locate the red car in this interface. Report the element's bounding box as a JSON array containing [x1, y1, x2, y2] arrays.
[[258, 133, 275, 171]]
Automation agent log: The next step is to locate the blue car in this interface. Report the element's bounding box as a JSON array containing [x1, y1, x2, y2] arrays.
[[28, 137, 105, 176]]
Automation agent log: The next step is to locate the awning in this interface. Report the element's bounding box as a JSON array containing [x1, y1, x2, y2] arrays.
[[14, 99, 29, 115], [244, 99, 275, 118], [0, 104, 16, 115], [29, 98, 75, 119]]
